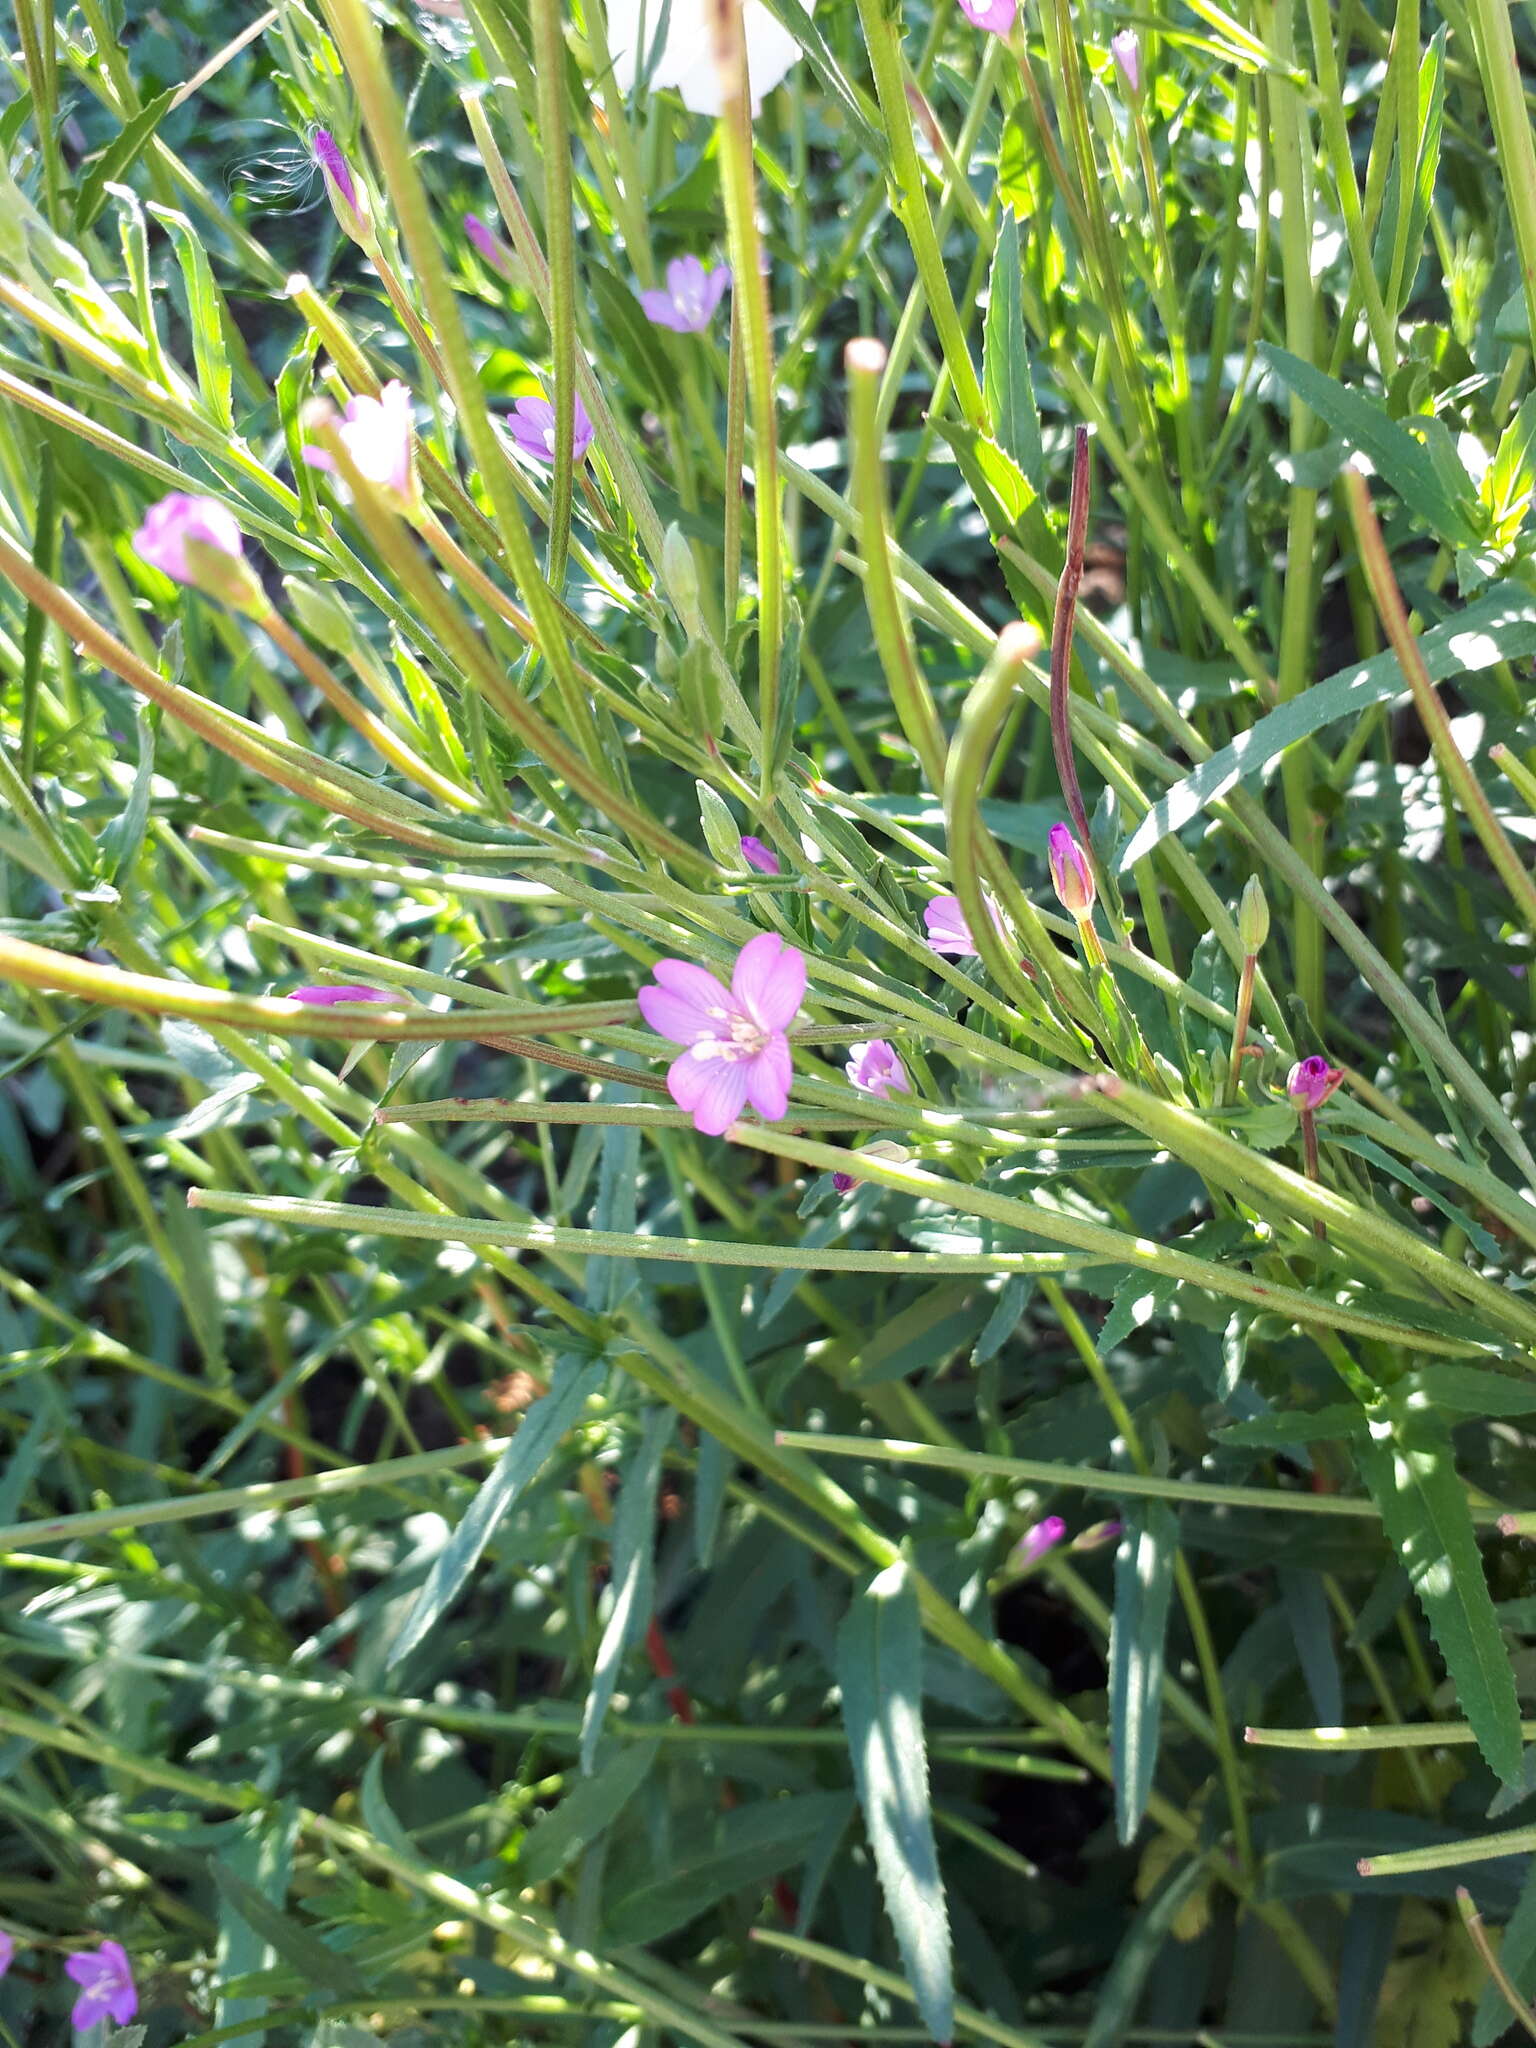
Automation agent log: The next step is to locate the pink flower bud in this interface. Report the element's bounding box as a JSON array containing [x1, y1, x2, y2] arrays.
[[1047, 823, 1096, 919], [465, 212, 515, 278], [1013, 1515, 1067, 1567], [289, 984, 393, 1005], [740, 835, 781, 875], [1286, 1056, 1344, 1112], [314, 129, 371, 243], [1110, 29, 1141, 94], [133, 494, 265, 613]]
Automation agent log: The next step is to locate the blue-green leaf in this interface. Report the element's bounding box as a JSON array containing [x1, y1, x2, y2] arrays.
[[1120, 587, 1536, 868], [1260, 343, 1481, 545], [1109, 1501, 1178, 1843], [580, 1405, 675, 1773], [983, 214, 1044, 497], [386, 1356, 603, 1670], [837, 1561, 953, 2046], [1356, 1408, 1522, 1784]]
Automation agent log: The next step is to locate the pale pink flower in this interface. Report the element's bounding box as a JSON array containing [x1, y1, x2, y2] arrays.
[[640, 256, 732, 333], [846, 1040, 907, 1099], [65, 1942, 137, 2030], [923, 892, 1004, 957], [133, 495, 264, 612], [958, 0, 1017, 31], [507, 394, 595, 464], [638, 932, 805, 1136], [303, 381, 419, 511]]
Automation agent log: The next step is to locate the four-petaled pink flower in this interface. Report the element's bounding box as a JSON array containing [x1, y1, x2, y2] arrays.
[[958, 0, 1017, 31], [924, 892, 1003, 957], [465, 212, 515, 277], [1109, 28, 1141, 93], [508, 394, 595, 465], [846, 1039, 907, 1098], [638, 932, 804, 1136], [1047, 823, 1096, 919], [65, 1942, 137, 2031], [290, 984, 393, 1005], [640, 256, 732, 333], [303, 381, 419, 512], [133, 495, 263, 612], [1287, 1056, 1343, 1111], [1014, 1515, 1067, 1567], [740, 836, 781, 875]]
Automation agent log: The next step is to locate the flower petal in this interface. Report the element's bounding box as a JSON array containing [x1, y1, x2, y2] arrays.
[[638, 983, 719, 1045], [666, 1047, 751, 1135], [651, 957, 734, 1013], [744, 1035, 792, 1120], [732, 931, 805, 1031]]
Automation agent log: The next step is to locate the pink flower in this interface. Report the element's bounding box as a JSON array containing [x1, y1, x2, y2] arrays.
[[638, 932, 805, 1136], [640, 256, 732, 332], [133, 495, 263, 612], [740, 836, 781, 875], [290, 984, 393, 1005], [846, 1039, 907, 1098], [958, 0, 1017, 31], [65, 1942, 137, 2030], [507, 393, 595, 464], [314, 129, 370, 241], [1287, 1056, 1344, 1111], [1047, 823, 1095, 918], [303, 381, 419, 510], [1014, 1516, 1067, 1567], [0, 1931, 12, 1977], [923, 892, 1003, 957], [466, 212, 515, 277], [832, 1171, 857, 1194], [1110, 28, 1141, 92]]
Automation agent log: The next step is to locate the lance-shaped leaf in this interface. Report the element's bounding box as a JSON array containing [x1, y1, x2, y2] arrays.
[[837, 1562, 953, 2045]]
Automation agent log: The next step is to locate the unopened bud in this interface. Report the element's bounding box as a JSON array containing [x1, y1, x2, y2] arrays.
[[662, 523, 704, 635], [1047, 822, 1096, 919], [1238, 876, 1269, 955], [314, 129, 372, 245]]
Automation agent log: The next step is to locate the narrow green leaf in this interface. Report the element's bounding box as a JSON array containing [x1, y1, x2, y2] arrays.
[[1407, 1364, 1536, 1417], [1334, 1896, 1401, 2048], [1213, 1404, 1367, 1449], [215, 1806, 298, 2048], [1082, 1851, 1209, 2048], [1120, 587, 1536, 867], [210, 1864, 370, 1998], [1474, 1854, 1536, 2044], [517, 1738, 660, 1887], [580, 1405, 675, 1773], [1109, 1501, 1178, 1843], [147, 203, 236, 432], [750, 0, 889, 165], [837, 1561, 953, 2047], [1260, 343, 1481, 544], [386, 1356, 603, 1670], [75, 88, 178, 233], [983, 215, 1044, 496], [1356, 1409, 1522, 1784], [602, 1791, 853, 1945]]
